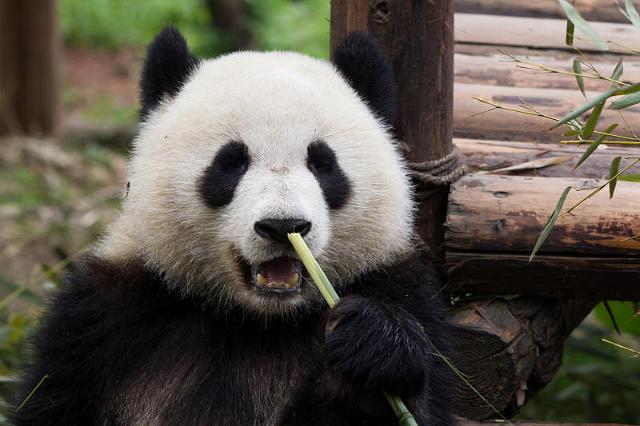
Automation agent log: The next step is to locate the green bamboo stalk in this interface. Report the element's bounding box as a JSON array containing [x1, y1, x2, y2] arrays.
[[288, 233, 418, 426]]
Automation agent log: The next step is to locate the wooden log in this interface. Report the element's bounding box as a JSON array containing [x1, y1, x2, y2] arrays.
[[453, 83, 640, 142], [450, 298, 596, 419], [455, 13, 640, 55], [446, 174, 640, 257], [447, 252, 640, 300], [331, 0, 455, 255], [454, 52, 640, 91], [454, 138, 639, 179], [456, 0, 628, 24], [0, 0, 60, 137]]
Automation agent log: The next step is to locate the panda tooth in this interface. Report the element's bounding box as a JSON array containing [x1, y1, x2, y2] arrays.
[[256, 273, 268, 285], [287, 273, 299, 287]]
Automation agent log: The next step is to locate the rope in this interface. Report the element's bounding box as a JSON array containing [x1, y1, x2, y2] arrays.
[[396, 140, 469, 192]]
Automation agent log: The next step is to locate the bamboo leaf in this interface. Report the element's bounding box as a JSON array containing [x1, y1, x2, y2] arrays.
[[622, 0, 640, 32], [582, 101, 605, 139], [609, 91, 640, 109], [558, 0, 608, 50], [620, 173, 640, 182], [572, 59, 585, 96], [574, 123, 619, 170], [616, 82, 640, 94], [497, 157, 573, 173], [530, 186, 572, 261], [566, 19, 575, 46], [609, 156, 622, 198], [611, 57, 624, 84], [480, 156, 572, 174], [551, 87, 618, 129], [569, 119, 583, 131], [603, 301, 622, 334]]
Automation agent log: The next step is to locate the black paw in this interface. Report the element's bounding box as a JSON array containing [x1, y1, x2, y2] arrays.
[[324, 295, 430, 396]]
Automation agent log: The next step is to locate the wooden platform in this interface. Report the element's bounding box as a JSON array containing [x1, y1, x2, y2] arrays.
[[448, 1, 640, 300], [441, 2, 639, 423]]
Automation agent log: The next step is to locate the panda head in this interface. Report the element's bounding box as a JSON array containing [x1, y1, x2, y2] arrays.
[[99, 27, 415, 316]]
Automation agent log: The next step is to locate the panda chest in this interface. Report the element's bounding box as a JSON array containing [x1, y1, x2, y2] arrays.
[[112, 325, 317, 425]]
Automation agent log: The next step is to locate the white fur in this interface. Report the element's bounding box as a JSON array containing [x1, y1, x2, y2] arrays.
[[97, 51, 415, 315]]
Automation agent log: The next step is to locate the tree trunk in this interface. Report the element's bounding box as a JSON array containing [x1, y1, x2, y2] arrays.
[[0, 0, 60, 137]]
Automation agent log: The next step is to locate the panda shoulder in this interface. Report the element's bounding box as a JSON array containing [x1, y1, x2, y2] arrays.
[[41, 256, 162, 337]]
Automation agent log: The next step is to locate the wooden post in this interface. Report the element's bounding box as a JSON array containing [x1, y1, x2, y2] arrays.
[[0, 0, 60, 137], [330, 0, 455, 255]]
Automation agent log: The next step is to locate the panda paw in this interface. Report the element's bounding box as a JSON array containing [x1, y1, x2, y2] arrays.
[[324, 295, 430, 396]]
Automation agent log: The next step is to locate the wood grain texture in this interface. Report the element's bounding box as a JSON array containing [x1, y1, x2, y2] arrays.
[[451, 298, 595, 419], [446, 174, 640, 257], [454, 138, 639, 179], [0, 0, 60, 137], [456, 0, 628, 24], [454, 52, 640, 91], [331, 0, 455, 255], [453, 83, 640, 142], [455, 13, 640, 54]]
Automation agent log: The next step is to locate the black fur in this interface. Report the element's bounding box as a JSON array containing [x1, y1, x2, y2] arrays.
[[307, 141, 352, 210], [140, 26, 199, 119], [332, 32, 397, 126], [13, 255, 453, 425], [199, 141, 250, 208]]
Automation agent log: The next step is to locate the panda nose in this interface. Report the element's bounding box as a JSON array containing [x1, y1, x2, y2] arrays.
[[254, 218, 312, 243]]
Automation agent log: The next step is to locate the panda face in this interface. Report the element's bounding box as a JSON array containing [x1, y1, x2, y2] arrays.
[[98, 30, 414, 316]]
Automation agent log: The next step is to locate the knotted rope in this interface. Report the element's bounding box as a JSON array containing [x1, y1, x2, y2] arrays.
[[396, 140, 469, 194]]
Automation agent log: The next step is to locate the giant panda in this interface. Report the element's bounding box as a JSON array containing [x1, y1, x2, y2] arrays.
[[13, 27, 454, 426]]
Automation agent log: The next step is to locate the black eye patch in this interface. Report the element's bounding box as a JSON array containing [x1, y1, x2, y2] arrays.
[[307, 141, 351, 210], [199, 141, 250, 208]]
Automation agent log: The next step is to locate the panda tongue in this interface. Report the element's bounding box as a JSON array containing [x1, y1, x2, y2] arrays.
[[258, 257, 297, 283]]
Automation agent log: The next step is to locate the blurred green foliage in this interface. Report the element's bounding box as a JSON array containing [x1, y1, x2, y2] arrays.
[[519, 302, 640, 423], [59, 0, 330, 58]]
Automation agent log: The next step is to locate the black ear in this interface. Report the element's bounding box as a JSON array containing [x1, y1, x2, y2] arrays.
[[332, 32, 396, 126], [140, 26, 199, 120]]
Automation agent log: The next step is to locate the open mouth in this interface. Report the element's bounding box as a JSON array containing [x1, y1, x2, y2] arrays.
[[250, 257, 303, 293]]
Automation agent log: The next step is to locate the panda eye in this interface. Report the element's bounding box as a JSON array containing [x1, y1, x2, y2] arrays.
[[218, 141, 250, 173], [307, 141, 336, 174], [199, 141, 250, 208], [306, 140, 351, 210]]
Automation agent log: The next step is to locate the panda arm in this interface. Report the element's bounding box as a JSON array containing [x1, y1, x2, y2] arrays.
[[280, 256, 454, 426], [325, 255, 454, 398], [11, 257, 147, 426], [12, 283, 109, 425]]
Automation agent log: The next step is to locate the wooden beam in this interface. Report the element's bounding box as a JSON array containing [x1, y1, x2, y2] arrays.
[[453, 83, 640, 142], [447, 252, 639, 300], [0, 0, 59, 137], [330, 0, 455, 255], [456, 0, 628, 24], [446, 174, 640, 257], [454, 138, 639, 179], [455, 52, 640, 92], [455, 13, 640, 54]]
